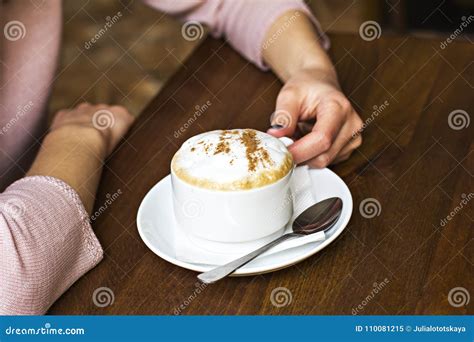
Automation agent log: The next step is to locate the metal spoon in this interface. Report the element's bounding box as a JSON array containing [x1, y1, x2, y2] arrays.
[[197, 197, 343, 284]]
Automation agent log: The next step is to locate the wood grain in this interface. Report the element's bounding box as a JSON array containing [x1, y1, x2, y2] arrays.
[[49, 33, 473, 315]]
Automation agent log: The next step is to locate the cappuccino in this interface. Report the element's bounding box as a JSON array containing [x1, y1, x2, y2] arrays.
[[171, 129, 293, 191]]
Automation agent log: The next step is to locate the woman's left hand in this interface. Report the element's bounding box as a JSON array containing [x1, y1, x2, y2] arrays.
[[267, 67, 364, 168]]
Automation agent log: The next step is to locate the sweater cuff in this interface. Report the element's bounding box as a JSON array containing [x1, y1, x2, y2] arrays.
[[6, 176, 103, 264]]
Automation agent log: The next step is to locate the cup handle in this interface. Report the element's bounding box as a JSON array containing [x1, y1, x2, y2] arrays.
[[278, 136, 294, 147]]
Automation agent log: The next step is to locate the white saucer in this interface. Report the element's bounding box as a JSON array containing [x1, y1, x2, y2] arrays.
[[137, 168, 353, 276]]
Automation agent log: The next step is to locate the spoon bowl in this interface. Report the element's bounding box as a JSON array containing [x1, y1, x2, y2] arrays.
[[293, 197, 343, 235]]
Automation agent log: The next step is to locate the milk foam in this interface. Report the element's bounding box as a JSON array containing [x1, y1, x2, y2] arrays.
[[171, 129, 293, 190]]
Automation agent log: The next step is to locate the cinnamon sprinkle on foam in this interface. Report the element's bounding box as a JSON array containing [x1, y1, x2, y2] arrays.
[[214, 131, 231, 155], [240, 129, 274, 172]]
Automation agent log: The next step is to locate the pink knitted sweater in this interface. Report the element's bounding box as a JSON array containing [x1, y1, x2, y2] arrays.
[[0, 0, 327, 314]]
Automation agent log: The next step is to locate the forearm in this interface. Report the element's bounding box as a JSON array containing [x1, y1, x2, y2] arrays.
[[1, 129, 106, 314], [262, 11, 337, 84], [27, 127, 106, 214]]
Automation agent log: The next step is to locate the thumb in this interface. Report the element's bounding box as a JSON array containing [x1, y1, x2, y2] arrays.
[[267, 90, 300, 138]]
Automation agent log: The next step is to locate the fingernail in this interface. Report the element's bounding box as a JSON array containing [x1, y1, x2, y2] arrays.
[[271, 124, 284, 130]]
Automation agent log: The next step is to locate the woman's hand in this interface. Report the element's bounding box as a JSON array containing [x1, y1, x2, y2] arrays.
[[50, 102, 134, 157], [267, 68, 363, 167], [28, 103, 134, 213], [262, 10, 363, 168]]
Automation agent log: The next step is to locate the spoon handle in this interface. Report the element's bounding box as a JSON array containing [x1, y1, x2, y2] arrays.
[[197, 233, 299, 284]]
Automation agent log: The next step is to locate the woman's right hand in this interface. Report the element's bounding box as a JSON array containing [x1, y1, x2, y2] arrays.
[[50, 102, 134, 157]]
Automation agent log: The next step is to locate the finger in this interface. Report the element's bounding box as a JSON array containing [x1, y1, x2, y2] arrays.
[[267, 88, 300, 138], [109, 105, 131, 119], [307, 127, 362, 168], [332, 134, 363, 164], [328, 114, 364, 164], [333, 151, 352, 164], [109, 106, 135, 137], [288, 100, 346, 163], [76, 102, 90, 110], [50, 109, 70, 129], [54, 109, 69, 118], [338, 134, 362, 157]]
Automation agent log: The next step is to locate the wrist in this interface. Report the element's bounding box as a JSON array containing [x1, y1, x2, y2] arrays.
[[299, 55, 337, 78], [45, 126, 108, 160], [27, 126, 106, 215], [297, 64, 340, 89], [284, 41, 336, 80], [262, 10, 336, 83]]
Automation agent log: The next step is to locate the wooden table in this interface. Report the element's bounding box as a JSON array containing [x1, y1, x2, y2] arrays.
[[50, 34, 473, 315]]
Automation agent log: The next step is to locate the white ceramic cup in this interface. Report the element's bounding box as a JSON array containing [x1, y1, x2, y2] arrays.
[[171, 136, 294, 243]]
